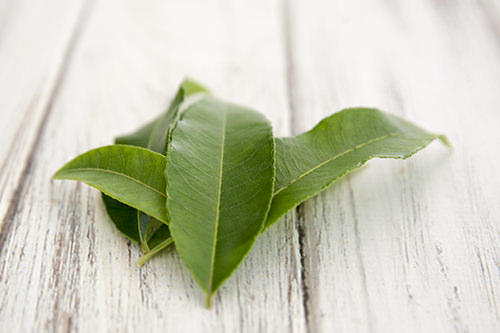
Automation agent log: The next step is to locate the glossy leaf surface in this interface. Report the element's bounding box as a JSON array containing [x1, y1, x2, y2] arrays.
[[166, 96, 275, 306], [102, 193, 141, 243], [103, 79, 208, 248], [115, 78, 209, 153], [115, 117, 157, 148], [54, 145, 168, 223], [147, 79, 209, 154], [137, 212, 164, 252], [265, 108, 449, 229]]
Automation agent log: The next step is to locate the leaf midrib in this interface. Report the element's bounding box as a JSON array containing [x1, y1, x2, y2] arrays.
[[57, 167, 166, 198], [274, 131, 404, 195], [207, 110, 228, 299]]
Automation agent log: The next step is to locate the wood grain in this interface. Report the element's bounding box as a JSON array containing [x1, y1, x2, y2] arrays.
[[287, 0, 500, 331], [0, 0, 304, 331], [0, 0, 499, 331], [0, 0, 88, 234]]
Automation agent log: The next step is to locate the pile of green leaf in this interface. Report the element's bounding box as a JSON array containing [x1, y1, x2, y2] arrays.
[[54, 79, 449, 307]]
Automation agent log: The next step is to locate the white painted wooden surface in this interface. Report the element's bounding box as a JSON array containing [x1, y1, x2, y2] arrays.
[[0, 0, 499, 331]]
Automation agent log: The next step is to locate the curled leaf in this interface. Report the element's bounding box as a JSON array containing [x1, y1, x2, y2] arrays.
[[266, 108, 449, 228], [54, 145, 168, 223], [103, 79, 209, 251]]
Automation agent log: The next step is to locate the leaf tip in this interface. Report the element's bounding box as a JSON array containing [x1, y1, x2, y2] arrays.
[[52, 169, 64, 180], [437, 134, 452, 149], [181, 77, 210, 95]]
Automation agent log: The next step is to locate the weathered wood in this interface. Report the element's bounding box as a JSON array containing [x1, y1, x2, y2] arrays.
[[0, 0, 88, 228], [1, 0, 500, 331], [287, 0, 500, 331], [0, 0, 304, 331]]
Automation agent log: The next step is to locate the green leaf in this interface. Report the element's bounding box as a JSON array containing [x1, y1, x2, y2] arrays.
[[115, 117, 158, 147], [115, 78, 209, 152], [54, 145, 168, 223], [109, 118, 161, 244], [137, 211, 166, 251], [102, 193, 141, 243], [166, 96, 275, 307], [145, 223, 172, 250], [137, 228, 173, 267], [104, 118, 163, 247], [147, 78, 209, 154], [102, 79, 208, 251], [265, 108, 449, 229]]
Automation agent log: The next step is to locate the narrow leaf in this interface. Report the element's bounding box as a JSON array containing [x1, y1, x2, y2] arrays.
[[101, 193, 141, 243], [54, 145, 168, 223], [115, 78, 209, 152], [115, 118, 158, 147], [166, 96, 275, 306], [265, 108, 449, 229], [104, 120, 164, 247], [146, 224, 172, 250], [147, 79, 209, 154], [102, 79, 208, 250]]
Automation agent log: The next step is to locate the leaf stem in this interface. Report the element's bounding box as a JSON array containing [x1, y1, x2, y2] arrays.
[[136, 237, 174, 267], [438, 134, 452, 148], [205, 294, 212, 308]]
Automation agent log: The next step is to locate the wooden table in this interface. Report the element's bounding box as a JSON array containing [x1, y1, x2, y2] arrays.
[[1, 0, 499, 331]]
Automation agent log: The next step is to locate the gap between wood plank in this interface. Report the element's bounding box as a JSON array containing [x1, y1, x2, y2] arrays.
[[477, 0, 500, 48], [296, 205, 310, 328], [0, 0, 96, 259], [282, 0, 311, 331]]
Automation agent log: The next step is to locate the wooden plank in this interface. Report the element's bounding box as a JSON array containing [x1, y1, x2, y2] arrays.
[[287, 0, 500, 331], [0, 0, 306, 331], [0, 0, 88, 224], [4, 0, 499, 331]]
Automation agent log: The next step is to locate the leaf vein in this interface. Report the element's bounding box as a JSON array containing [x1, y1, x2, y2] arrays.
[[274, 131, 403, 195], [207, 110, 227, 303], [60, 167, 166, 198]]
